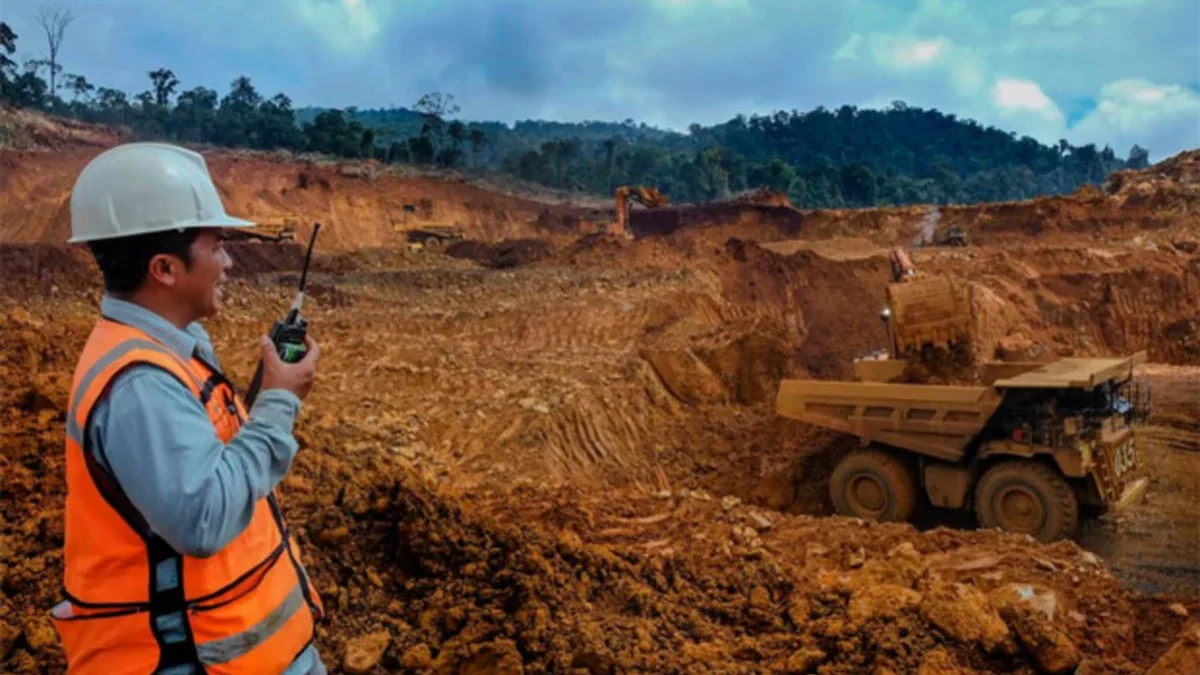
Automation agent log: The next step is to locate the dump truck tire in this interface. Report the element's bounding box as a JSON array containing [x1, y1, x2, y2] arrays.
[[830, 448, 918, 523], [975, 460, 1079, 542]]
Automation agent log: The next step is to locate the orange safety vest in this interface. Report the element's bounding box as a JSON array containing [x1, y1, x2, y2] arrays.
[[52, 318, 324, 675]]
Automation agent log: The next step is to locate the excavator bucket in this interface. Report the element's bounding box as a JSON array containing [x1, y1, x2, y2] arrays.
[[886, 276, 971, 352]]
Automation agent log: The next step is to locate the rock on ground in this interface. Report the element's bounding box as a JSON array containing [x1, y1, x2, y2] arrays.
[[342, 630, 391, 675], [849, 583, 923, 625], [918, 647, 974, 675], [998, 604, 1081, 675], [401, 643, 433, 669], [452, 639, 524, 675], [1146, 623, 1200, 675], [0, 620, 20, 660], [785, 647, 827, 673], [920, 582, 1014, 655]]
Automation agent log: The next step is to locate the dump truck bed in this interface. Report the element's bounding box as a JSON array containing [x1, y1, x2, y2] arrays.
[[776, 380, 1004, 461], [991, 352, 1146, 390]]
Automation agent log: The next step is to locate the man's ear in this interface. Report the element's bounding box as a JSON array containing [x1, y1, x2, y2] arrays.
[[146, 254, 183, 288]]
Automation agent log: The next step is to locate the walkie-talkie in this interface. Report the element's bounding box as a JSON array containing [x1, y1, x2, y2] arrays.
[[244, 222, 321, 407]]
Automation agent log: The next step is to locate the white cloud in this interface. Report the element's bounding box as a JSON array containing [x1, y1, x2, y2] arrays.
[[915, 0, 971, 21], [950, 58, 986, 94], [848, 34, 954, 70], [1012, 7, 1049, 25], [993, 78, 1062, 119], [1071, 79, 1200, 159], [1049, 4, 1088, 26], [289, 0, 398, 57], [833, 34, 864, 61], [897, 38, 949, 66], [986, 78, 1067, 141]]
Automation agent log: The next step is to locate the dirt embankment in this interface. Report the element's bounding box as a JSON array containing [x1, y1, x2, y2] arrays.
[[625, 150, 1200, 249], [0, 107, 603, 251]]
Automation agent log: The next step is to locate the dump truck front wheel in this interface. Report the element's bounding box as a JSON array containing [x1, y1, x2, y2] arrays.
[[975, 461, 1079, 542], [830, 449, 918, 523]]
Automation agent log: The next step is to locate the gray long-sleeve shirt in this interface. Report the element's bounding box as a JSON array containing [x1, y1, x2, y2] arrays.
[[87, 296, 324, 675]]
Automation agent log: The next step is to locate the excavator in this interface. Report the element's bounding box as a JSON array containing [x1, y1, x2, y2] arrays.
[[608, 185, 669, 238], [853, 247, 972, 383]]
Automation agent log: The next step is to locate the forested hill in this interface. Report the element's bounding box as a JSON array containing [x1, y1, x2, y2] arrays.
[[1, 16, 1147, 208], [299, 102, 1147, 207]]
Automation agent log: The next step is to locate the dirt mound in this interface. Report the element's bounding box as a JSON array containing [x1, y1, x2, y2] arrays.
[[446, 239, 555, 269], [1104, 149, 1200, 213], [0, 106, 129, 150], [291, 473, 1190, 675], [0, 244, 98, 296], [630, 201, 805, 241]]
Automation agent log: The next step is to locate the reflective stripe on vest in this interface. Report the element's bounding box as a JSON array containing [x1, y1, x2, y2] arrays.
[[53, 319, 322, 675]]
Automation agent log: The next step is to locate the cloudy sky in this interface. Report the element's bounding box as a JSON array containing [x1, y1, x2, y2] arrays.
[[4, 0, 1198, 159]]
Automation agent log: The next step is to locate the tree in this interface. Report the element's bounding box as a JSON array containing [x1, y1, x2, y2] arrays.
[[35, 3, 75, 100], [172, 86, 218, 141], [23, 58, 59, 92], [94, 86, 129, 123], [840, 163, 877, 206], [0, 22, 18, 100], [64, 72, 91, 102], [748, 158, 798, 194], [5, 71, 49, 108], [447, 120, 465, 149], [413, 91, 460, 154], [257, 93, 303, 149], [602, 137, 620, 188], [216, 76, 262, 147], [302, 109, 366, 157], [149, 68, 179, 107], [387, 141, 409, 163], [1126, 145, 1150, 170], [407, 135, 434, 164], [468, 128, 489, 168], [0, 22, 16, 73], [360, 129, 375, 157]]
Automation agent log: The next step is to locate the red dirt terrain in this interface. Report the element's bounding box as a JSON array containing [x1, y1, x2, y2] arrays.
[[1, 111, 1198, 674]]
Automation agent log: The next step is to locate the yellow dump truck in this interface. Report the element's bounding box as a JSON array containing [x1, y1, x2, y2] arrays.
[[776, 353, 1150, 541]]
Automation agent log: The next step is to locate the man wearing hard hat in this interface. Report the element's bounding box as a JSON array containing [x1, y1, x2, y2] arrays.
[[51, 143, 327, 674]]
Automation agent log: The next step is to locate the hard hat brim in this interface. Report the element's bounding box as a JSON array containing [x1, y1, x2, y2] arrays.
[[68, 214, 255, 244]]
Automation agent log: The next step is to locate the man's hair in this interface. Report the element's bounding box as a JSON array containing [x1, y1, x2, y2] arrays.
[[87, 228, 202, 294]]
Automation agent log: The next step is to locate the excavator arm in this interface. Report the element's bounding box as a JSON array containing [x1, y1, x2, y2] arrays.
[[611, 185, 669, 238], [882, 247, 970, 356], [889, 247, 916, 282]]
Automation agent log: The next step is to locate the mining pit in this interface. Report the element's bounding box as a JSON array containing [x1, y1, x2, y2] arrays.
[[1, 113, 1198, 674]]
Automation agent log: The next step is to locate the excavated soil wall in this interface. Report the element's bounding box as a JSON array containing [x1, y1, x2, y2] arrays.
[[0, 148, 600, 250]]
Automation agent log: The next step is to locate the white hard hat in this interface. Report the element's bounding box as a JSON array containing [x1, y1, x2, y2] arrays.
[[68, 142, 253, 243]]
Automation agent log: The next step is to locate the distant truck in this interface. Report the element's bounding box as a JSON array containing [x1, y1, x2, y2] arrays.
[[404, 226, 465, 251], [776, 352, 1150, 541], [932, 224, 968, 247]]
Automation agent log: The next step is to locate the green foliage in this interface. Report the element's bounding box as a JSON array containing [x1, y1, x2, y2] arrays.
[[0, 21, 1145, 207], [1126, 144, 1150, 171]]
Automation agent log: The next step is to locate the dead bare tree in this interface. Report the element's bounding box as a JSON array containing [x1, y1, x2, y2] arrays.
[[35, 3, 75, 99]]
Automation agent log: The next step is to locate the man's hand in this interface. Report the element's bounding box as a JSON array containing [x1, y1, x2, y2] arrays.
[[258, 335, 320, 401]]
